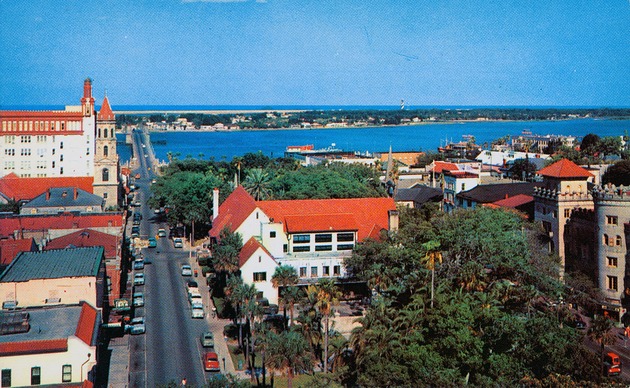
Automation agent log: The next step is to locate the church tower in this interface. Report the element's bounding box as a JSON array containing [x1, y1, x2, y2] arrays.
[[93, 94, 120, 209]]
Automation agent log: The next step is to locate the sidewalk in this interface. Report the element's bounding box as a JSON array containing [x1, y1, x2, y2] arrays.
[[107, 335, 130, 387]]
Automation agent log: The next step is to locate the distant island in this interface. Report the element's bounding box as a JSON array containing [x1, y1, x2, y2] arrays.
[[115, 107, 630, 132]]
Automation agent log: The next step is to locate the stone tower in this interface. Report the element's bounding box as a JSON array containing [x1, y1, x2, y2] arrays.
[[533, 159, 594, 278], [93, 94, 120, 209]]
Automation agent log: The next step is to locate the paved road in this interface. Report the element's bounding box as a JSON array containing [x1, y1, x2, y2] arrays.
[[128, 130, 211, 386]]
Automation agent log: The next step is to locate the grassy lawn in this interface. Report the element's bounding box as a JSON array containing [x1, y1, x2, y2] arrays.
[[228, 344, 262, 371]]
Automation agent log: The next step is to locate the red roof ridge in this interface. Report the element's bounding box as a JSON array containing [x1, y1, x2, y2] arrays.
[[209, 186, 257, 238], [239, 237, 275, 268], [74, 301, 98, 345], [537, 158, 593, 179], [0, 338, 68, 356]]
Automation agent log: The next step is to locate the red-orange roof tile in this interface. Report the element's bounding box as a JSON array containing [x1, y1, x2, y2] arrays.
[[0, 213, 124, 239], [0, 338, 68, 356], [0, 174, 94, 202], [209, 186, 258, 238], [75, 302, 98, 346], [98, 96, 115, 121], [432, 161, 459, 173], [284, 213, 358, 233], [537, 158, 593, 179], [492, 194, 534, 208], [239, 237, 275, 268], [0, 238, 37, 266], [45, 229, 118, 259]]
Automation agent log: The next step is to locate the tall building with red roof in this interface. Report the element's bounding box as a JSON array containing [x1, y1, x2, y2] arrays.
[[209, 186, 398, 304], [93, 95, 120, 209]]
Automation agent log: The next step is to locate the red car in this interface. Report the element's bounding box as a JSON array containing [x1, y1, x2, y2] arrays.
[[204, 352, 220, 372]]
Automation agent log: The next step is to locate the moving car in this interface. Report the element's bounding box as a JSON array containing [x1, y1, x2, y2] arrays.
[[158, 228, 167, 237], [128, 316, 146, 335], [173, 238, 183, 248], [192, 306, 204, 319], [204, 352, 221, 372], [201, 332, 214, 348], [181, 264, 192, 276], [148, 237, 157, 248], [133, 292, 144, 307], [134, 273, 145, 286]]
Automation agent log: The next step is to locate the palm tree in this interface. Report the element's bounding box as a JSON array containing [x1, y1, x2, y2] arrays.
[[271, 265, 299, 324], [587, 315, 617, 379], [242, 168, 272, 200], [315, 279, 341, 374], [265, 330, 312, 388], [282, 286, 303, 327], [421, 240, 442, 308]]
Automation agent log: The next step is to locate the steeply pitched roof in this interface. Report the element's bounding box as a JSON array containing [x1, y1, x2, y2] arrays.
[[239, 237, 275, 268], [0, 246, 103, 282], [259, 197, 396, 241], [431, 161, 459, 173], [98, 96, 115, 121], [0, 238, 37, 266], [458, 182, 538, 204], [45, 229, 118, 259], [209, 186, 258, 238], [0, 212, 124, 238], [75, 301, 99, 346], [537, 158, 593, 179], [395, 186, 443, 205], [0, 174, 94, 202], [23, 187, 103, 209]]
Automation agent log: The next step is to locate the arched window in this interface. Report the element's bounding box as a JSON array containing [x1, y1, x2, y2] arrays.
[[616, 235, 623, 246], [604, 234, 610, 246], [103, 129, 108, 138], [98, 128, 101, 138], [102, 168, 109, 182], [103, 145, 109, 157], [111, 128, 115, 138]]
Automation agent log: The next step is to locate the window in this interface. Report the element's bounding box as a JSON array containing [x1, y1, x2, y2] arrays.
[[270, 231, 276, 238], [337, 233, 354, 242], [299, 267, 307, 277], [461, 183, 465, 191], [60, 154, 63, 161], [293, 246, 310, 253], [1, 369, 10, 387], [31, 367, 40, 385], [60, 167, 63, 175], [283, 244, 288, 253], [564, 209, 571, 218], [4, 149, 14, 156], [52, 148, 55, 155], [311, 266, 318, 278], [315, 245, 332, 252], [62, 365, 72, 382], [323, 266, 330, 276], [604, 234, 613, 247], [253, 272, 267, 282], [616, 235, 622, 246], [315, 234, 332, 243], [607, 215, 618, 225], [293, 234, 310, 243], [60, 141, 64, 149], [337, 244, 354, 251], [52, 161, 55, 168], [608, 257, 618, 268], [111, 128, 115, 138], [98, 128, 101, 138], [103, 145, 109, 157], [104, 128, 108, 138], [103, 193, 108, 199], [102, 168, 109, 182], [608, 276, 618, 291], [333, 265, 341, 276]]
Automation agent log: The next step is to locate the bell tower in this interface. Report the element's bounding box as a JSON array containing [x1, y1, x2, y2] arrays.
[[93, 93, 120, 209], [81, 78, 95, 117]]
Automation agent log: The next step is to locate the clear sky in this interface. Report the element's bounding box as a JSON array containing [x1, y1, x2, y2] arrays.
[[0, 0, 628, 107]]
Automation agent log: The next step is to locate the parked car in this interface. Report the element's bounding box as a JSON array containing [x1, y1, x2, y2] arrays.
[[604, 351, 622, 376], [192, 306, 204, 319], [181, 264, 192, 276], [133, 259, 144, 270], [134, 273, 145, 286], [204, 352, 221, 372], [128, 316, 146, 335], [143, 257, 152, 265], [158, 228, 167, 237], [133, 200, 141, 207], [173, 238, 183, 248], [200, 332, 214, 348], [189, 293, 202, 306], [148, 237, 157, 248], [186, 280, 199, 295], [133, 292, 144, 307]]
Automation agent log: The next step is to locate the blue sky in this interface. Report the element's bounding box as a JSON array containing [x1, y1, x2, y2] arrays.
[[0, 0, 628, 107]]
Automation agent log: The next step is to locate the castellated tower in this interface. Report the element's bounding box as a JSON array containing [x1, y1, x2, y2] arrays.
[[533, 159, 594, 279], [93, 95, 120, 209], [593, 185, 630, 309]]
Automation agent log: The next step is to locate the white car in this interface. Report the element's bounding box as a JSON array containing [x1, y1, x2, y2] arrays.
[[189, 293, 202, 306], [133, 273, 145, 286], [133, 292, 144, 307], [191, 306, 204, 319], [173, 238, 183, 248], [181, 265, 192, 276], [128, 316, 146, 335]]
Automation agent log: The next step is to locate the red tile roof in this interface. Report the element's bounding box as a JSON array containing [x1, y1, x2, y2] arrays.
[[239, 237, 275, 268], [259, 197, 396, 241], [444, 170, 478, 178], [75, 302, 98, 346], [0, 238, 37, 266], [45, 229, 118, 259], [0, 213, 124, 239], [209, 186, 258, 238], [537, 158, 593, 179], [432, 161, 459, 173], [0, 173, 94, 202], [98, 96, 115, 121], [491, 194, 534, 208], [0, 338, 68, 357]]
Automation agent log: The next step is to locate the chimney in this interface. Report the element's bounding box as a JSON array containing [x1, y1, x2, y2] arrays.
[[74, 187, 78, 200], [213, 188, 219, 220], [46, 189, 50, 201], [388, 209, 399, 232]]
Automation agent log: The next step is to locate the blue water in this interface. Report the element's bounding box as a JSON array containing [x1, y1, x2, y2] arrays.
[[116, 118, 629, 164]]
